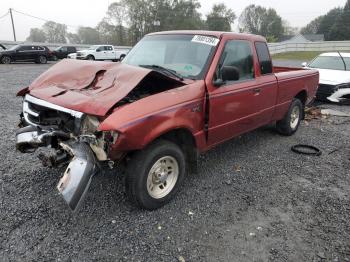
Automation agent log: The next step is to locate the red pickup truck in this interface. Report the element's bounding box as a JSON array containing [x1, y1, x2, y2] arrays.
[[16, 31, 319, 211]]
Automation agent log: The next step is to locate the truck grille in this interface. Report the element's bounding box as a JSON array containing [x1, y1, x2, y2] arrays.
[[23, 95, 83, 133]]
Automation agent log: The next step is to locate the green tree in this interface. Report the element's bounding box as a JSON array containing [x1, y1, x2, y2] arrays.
[[319, 8, 343, 40], [300, 16, 324, 35], [239, 5, 284, 40], [77, 27, 100, 44], [26, 28, 46, 42], [329, 1, 350, 40], [206, 3, 236, 31], [103, 0, 204, 45], [42, 21, 67, 43]]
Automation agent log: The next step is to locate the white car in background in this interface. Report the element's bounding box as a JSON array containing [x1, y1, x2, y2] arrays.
[[75, 45, 129, 61], [303, 52, 350, 103], [67, 52, 77, 59]]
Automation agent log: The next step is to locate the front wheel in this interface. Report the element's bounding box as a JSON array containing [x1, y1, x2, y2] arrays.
[[276, 98, 303, 136], [1, 56, 11, 64], [126, 140, 186, 210]]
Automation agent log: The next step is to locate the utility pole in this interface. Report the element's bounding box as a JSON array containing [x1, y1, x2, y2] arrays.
[[9, 8, 16, 42]]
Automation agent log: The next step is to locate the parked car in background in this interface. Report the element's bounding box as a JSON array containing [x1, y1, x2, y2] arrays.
[[303, 52, 350, 103], [0, 44, 6, 51], [51, 46, 77, 61], [67, 52, 77, 59], [115, 48, 130, 61], [76, 45, 128, 61], [0, 44, 51, 64], [16, 31, 319, 211]]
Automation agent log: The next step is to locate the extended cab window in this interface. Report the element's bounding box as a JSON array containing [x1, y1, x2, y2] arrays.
[[255, 42, 273, 75], [216, 40, 254, 82]]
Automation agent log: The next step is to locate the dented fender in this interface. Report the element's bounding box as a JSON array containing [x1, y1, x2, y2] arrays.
[[98, 81, 207, 156]]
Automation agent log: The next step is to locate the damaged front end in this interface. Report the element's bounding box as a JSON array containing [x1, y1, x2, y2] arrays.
[[16, 94, 110, 211], [327, 83, 350, 103]]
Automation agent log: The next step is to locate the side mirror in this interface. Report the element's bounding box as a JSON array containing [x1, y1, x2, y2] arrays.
[[222, 66, 240, 82], [301, 62, 308, 67]]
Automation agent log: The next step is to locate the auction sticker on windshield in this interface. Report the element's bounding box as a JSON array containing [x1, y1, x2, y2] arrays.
[[191, 35, 220, 46]]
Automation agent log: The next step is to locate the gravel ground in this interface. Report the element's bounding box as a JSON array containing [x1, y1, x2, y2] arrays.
[[0, 62, 350, 262]]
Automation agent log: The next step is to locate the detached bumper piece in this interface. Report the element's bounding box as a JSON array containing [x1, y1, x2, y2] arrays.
[[16, 125, 69, 153], [57, 142, 99, 211]]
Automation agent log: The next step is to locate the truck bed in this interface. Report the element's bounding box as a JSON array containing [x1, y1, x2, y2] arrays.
[[273, 66, 304, 73]]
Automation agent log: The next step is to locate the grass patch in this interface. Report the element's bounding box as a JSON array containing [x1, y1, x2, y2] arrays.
[[272, 51, 325, 61]]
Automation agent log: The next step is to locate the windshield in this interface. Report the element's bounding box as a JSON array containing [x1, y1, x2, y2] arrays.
[[122, 34, 218, 79], [309, 55, 350, 71]]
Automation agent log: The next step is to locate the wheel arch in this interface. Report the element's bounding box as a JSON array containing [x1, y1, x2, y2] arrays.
[[136, 127, 199, 174], [294, 89, 308, 119], [295, 90, 307, 106]]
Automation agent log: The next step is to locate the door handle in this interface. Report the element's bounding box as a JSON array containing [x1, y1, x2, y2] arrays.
[[253, 88, 261, 94]]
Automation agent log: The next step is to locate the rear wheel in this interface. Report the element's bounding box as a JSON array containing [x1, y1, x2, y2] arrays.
[[126, 140, 186, 210], [1, 56, 11, 64], [119, 54, 126, 61], [87, 55, 95, 61], [52, 55, 58, 61], [37, 55, 47, 64], [276, 98, 303, 136]]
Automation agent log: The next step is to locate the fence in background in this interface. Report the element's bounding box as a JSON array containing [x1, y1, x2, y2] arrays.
[[2, 39, 350, 54], [268, 41, 350, 54]]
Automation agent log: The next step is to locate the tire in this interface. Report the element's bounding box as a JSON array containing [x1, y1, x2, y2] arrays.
[[276, 98, 303, 136], [119, 54, 126, 61], [37, 55, 47, 64], [52, 55, 58, 61], [126, 140, 186, 210], [87, 55, 95, 61], [1, 56, 11, 64]]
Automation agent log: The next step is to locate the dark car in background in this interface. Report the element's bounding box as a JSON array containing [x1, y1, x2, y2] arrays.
[[51, 46, 77, 61], [0, 44, 51, 64]]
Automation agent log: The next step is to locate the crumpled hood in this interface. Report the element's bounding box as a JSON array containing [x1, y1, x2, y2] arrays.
[[28, 59, 184, 116]]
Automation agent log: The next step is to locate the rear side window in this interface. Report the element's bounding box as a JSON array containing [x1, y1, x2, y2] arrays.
[[255, 42, 272, 75]]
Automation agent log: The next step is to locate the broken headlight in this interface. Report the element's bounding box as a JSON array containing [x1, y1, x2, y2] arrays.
[[80, 115, 100, 134]]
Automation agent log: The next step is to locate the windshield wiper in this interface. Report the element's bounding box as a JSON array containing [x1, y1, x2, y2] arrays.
[[140, 64, 184, 81]]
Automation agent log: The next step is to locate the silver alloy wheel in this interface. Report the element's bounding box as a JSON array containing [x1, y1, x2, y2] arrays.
[[1, 56, 10, 64], [87, 56, 94, 60], [290, 105, 300, 129], [146, 156, 179, 199]]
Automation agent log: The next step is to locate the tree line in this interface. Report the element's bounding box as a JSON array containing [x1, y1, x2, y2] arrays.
[[26, 0, 350, 45], [301, 0, 350, 41]]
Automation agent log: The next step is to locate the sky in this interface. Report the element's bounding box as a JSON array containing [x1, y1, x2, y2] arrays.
[[0, 0, 347, 41]]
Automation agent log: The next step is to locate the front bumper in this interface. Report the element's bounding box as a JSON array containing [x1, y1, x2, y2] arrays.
[[327, 88, 350, 103], [16, 118, 99, 212]]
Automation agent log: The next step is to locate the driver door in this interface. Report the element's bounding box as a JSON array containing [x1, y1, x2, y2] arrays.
[[207, 39, 262, 146]]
